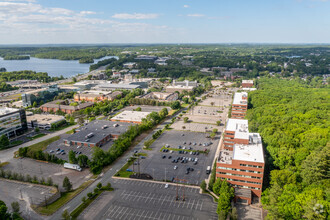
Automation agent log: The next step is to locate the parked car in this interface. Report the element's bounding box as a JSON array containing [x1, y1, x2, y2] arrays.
[[165, 184, 169, 188], [174, 166, 178, 170]]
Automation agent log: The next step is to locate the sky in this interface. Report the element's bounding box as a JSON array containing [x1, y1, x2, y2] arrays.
[[0, 0, 329, 44]]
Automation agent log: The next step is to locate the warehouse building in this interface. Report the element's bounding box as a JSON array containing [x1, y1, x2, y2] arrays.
[[63, 120, 131, 147], [110, 111, 150, 124]]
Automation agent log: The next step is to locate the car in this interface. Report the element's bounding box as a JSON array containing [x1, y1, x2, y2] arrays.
[[165, 184, 169, 188], [193, 142, 197, 145], [77, 146, 81, 149], [126, 169, 133, 172], [193, 161, 198, 165], [181, 160, 185, 163], [170, 150, 173, 153], [49, 150, 54, 153], [162, 155, 166, 159], [56, 152, 61, 155], [196, 152, 200, 155], [56, 148, 60, 151], [181, 134, 184, 136], [183, 141, 186, 144], [189, 142, 191, 145], [168, 156, 172, 159], [140, 156, 146, 159], [61, 150, 65, 153], [190, 151, 193, 155], [185, 151, 188, 154], [61, 152, 66, 155], [175, 160, 178, 163], [193, 152, 196, 155], [188, 158, 191, 161], [178, 146, 181, 149], [79, 152, 82, 154], [185, 171, 189, 174], [75, 151, 79, 154], [183, 146, 186, 149], [190, 168, 194, 171], [134, 150, 138, 154], [195, 158, 198, 162], [174, 166, 177, 170]]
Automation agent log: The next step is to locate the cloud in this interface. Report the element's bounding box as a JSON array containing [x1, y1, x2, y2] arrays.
[[183, 5, 189, 8], [187, 14, 205, 17], [112, 13, 159, 20]]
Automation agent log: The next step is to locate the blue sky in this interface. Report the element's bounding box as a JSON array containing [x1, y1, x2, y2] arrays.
[[0, 0, 329, 44]]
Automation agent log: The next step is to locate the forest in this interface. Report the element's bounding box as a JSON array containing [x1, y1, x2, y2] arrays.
[[0, 70, 64, 83], [246, 77, 329, 219]]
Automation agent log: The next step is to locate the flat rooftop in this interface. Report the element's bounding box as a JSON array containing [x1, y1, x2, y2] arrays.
[[226, 118, 249, 140], [64, 120, 131, 145], [0, 107, 19, 116], [166, 85, 194, 89], [242, 80, 254, 84], [233, 92, 248, 105], [233, 133, 264, 163], [26, 114, 65, 124], [111, 111, 150, 123], [94, 83, 141, 90]]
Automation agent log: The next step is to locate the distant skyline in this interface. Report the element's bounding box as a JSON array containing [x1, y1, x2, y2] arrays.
[[0, 0, 329, 44]]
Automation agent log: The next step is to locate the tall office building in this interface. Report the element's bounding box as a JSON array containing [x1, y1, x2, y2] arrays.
[[0, 107, 27, 137]]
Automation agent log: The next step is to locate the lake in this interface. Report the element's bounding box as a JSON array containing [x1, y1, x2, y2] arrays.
[[0, 56, 118, 78]]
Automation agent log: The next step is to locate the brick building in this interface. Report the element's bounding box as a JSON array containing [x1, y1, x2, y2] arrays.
[[216, 119, 264, 204], [231, 92, 248, 119], [242, 80, 254, 88], [40, 100, 93, 114]]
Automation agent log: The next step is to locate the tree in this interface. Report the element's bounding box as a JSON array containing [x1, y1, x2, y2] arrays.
[[200, 180, 207, 192], [135, 107, 141, 111], [210, 102, 215, 106], [61, 209, 70, 220], [230, 207, 238, 220], [11, 202, 20, 213], [72, 77, 77, 83], [213, 178, 222, 195], [82, 196, 86, 203], [32, 101, 37, 108], [62, 176, 72, 192], [78, 117, 84, 125], [183, 117, 189, 123], [171, 101, 181, 110], [47, 177, 53, 186], [35, 127, 40, 132], [97, 183, 102, 189], [216, 121, 221, 126], [0, 135, 9, 149], [0, 200, 9, 219], [77, 155, 89, 168], [68, 150, 77, 164]]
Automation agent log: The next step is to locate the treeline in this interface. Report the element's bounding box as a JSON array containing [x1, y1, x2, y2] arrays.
[[18, 147, 66, 164], [0, 82, 16, 92], [90, 58, 118, 71], [3, 55, 30, 60], [0, 169, 56, 187], [0, 70, 64, 83], [89, 108, 169, 174], [246, 78, 329, 219]]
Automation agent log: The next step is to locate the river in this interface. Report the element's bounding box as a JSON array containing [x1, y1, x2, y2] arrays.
[[0, 56, 118, 78]]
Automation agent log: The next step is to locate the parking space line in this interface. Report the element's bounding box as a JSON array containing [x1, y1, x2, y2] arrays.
[[113, 206, 125, 219]]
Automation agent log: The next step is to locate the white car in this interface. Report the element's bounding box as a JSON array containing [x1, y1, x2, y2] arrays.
[[165, 184, 169, 188], [174, 166, 178, 170]]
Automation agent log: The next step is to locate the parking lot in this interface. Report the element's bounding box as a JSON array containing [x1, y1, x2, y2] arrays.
[[1, 158, 92, 190], [129, 130, 220, 185], [171, 120, 223, 133], [80, 179, 218, 220], [0, 178, 57, 220]]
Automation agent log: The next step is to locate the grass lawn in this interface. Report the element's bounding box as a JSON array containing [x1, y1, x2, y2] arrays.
[[114, 158, 137, 178], [70, 188, 113, 219], [0, 162, 9, 168], [34, 179, 94, 215], [9, 140, 23, 147], [28, 133, 47, 140], [27, 136, 60, 152], [65, 128, 76, 135], [182, 103, 189, 108]]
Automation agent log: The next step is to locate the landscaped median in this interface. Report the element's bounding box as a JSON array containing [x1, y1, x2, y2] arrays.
[[114, 153, 147, 178], [34, 179, 95, 215], [160, 146, 209, 154], [69, 183, 113, 219]]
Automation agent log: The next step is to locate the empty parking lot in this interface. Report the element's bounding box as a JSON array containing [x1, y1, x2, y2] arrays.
[[80, 179, 218, 220]]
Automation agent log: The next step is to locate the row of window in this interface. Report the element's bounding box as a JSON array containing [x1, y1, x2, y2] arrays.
[[224, 141, 234, 144], [218, 172, 262, 179], [227, 178, 261, 185], [240, 164, 263, 169], [217, 166, 262, 174], [219, 178, 261, 190]]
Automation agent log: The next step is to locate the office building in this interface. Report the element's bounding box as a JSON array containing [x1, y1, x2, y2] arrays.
[[74, 91, 122, 102], [231, 92, 248, 119], [0, 107, 27, 137], [26, 113, 65, 130]]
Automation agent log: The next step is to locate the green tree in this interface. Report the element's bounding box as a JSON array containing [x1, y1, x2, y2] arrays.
[[77, 155, 89, 168], [62, 176, 72, 192], [216, 121, 221, 126], [213, 178, 222, 195], [0, 200, 9, 219], [72, 77, 77, 83], [200, 180, 207, 192], [11, 202, 20, 213], [97, 183, 102, 189], [171, 101, 181, 110], [32, 101, 37, 108], [61, 209, 70, 220], [0, 135, 9, 149], [135, 107, 141, 111], [68, 150, 77, 164], [183, 117, 189, 123]]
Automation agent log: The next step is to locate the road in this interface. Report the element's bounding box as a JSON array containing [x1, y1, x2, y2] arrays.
[[0, 124, 79, 163], [49, 108, 184, 220]]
